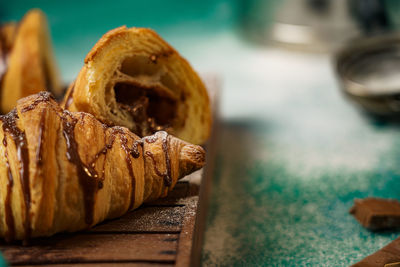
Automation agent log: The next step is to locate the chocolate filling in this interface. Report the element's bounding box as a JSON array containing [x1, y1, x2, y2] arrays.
[[114, 83, 177, 136], [112, 55, 181, 137]]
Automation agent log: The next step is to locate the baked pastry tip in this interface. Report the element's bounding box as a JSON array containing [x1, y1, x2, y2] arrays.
[[0, 9, 62, 114]]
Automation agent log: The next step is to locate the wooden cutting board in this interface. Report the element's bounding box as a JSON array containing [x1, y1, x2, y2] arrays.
[[0, 170, 207, 266]]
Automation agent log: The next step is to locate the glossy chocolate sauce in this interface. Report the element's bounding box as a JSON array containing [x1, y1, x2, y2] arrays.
[[2, 135, 15, 242], [143, 135, 157, 144], [88, 145, 107, 189], [130, 139, 142, 159], [0, 109, 31, 241], [83, 125, 145, 211], [144, 131, 172, 187], [161, 132, 172, 186], [112, 127, 138, 209], [61, 110, 101, 226], [36, 110, 46, 165], [87, 129, 118, 189]]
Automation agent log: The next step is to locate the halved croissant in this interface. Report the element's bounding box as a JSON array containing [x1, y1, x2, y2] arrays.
[[0, 9, 62, 114], [0, 92, 205, 241], [62, 26, 211, 145]]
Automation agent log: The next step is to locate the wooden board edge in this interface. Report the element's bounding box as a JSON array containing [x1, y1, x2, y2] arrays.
[[186, 78, 221, 267]]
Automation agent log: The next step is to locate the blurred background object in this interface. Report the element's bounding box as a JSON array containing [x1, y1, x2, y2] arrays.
[[336, 33, 400, 116], [242, 0, 360, 52], [332, 0, 400, 116], [241, 0, 400, 52], [349, 0, 391, 34]]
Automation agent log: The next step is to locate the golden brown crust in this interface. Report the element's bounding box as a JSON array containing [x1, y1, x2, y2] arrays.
[[0, 92, 205, 241], [0, 23, 17, 53], [63, 27, 211, 145], [84, 26, 129, 64], [0, 9, 62, 114]]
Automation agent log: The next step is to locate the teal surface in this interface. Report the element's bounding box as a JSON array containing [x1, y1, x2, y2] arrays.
[[0, 0, 240, 81], [203, 112, 400, 266], [0, 253, 6, 267], [2, 1, 400, 266], [199, 43, 400, 265]]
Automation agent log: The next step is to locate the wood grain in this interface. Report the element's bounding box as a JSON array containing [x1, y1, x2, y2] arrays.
[[0, 176, 207, 266], [23, 264, 173, 267], [175, 197, 198, 267], [1, 233, 178, 265]]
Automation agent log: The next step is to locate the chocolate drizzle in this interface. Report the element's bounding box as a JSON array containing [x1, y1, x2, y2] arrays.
[[88, 144, 108, 189], [111, 127, 142, 210], [144, 131, 172, 187], [128, 138, 142, 209], [61, 110, 101, 226], [60, 112, 146, 223], [36, 110, 46, 165], [143, 135, 157, 144], [161, 132, 172, 186], [0, 109, 31, 241], [130, 139, 142, 158], [2, 135, 15, 242], [87, 130, 117, 189], [20, 91, 55, 113]]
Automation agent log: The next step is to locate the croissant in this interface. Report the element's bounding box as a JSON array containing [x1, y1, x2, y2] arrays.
[[0, 92, 205, 242], [62, 26, 211, 145], [0, 9, 62, 114]]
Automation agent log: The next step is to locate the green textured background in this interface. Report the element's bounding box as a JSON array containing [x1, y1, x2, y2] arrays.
[[2, 1, 400, 266]]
